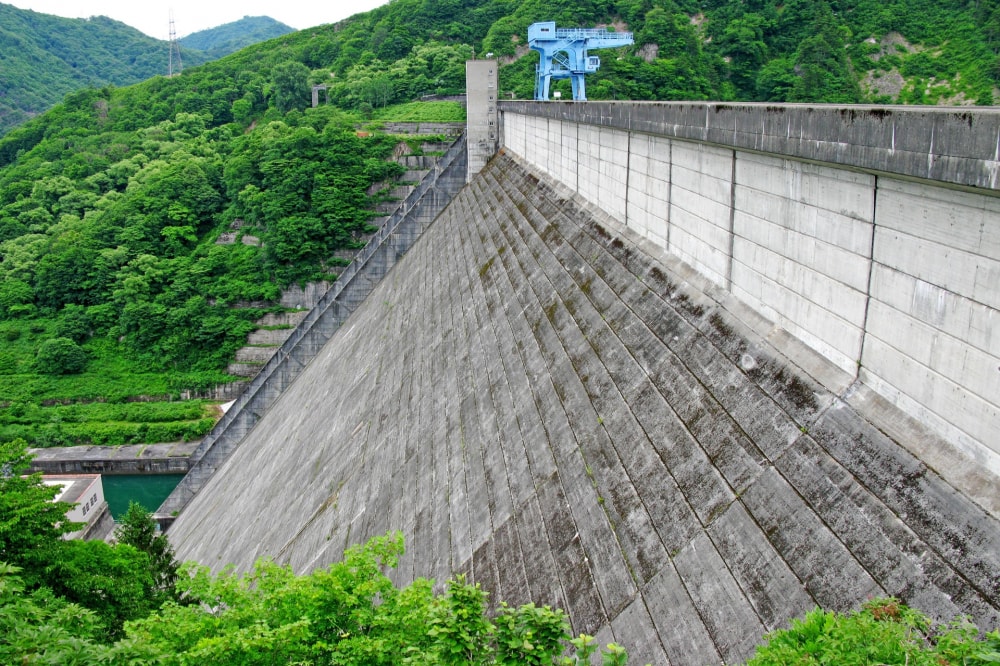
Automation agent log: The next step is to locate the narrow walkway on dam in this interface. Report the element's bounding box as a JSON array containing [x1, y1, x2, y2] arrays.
[[168, 151, 1000, 664]]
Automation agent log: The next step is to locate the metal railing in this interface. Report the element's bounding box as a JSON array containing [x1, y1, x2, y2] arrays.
[[162, 133, 467, 515], [549, 28, 633, 41]]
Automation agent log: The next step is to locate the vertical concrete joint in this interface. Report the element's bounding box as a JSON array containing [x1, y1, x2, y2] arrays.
[[624, 131, 632, 227], [666, 139, 673, 251], [726, 149, 738, 293], [857, 174, 880, 381]]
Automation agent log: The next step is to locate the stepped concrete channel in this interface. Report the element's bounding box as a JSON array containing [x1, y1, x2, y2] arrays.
[[168, 140, 1000, 663]]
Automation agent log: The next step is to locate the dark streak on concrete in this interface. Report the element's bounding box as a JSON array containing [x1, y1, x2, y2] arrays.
[[168, 152, 1000, 663]]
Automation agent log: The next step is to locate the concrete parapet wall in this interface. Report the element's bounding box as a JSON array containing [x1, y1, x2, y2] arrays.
[[501, 101, 1000, 191], [378, 122, 465, 136], [501, 105, 1000, 474]]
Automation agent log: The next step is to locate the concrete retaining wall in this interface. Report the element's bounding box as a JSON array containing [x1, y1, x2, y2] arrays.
[[500, 103, 1000, 474], [29, 442, 197, 475]]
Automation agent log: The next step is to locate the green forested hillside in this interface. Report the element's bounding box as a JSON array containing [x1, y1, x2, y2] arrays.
[[272, 0, 1000, 105], [0, 0, 997, 446], [179, 16, 296, 59], [0, 4, 210, 135], [5, 0, 997, 147], [0, 5, 301, 137]]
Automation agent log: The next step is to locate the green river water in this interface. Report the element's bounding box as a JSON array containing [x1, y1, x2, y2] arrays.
[[102, 474, 184, 519]]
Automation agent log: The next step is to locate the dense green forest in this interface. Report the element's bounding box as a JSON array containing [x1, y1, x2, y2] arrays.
[[179, 16, 295, 59], [0, 5, 292, 136]]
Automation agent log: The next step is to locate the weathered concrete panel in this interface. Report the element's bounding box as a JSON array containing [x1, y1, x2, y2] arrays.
[[557, 119, 579, 190], [866, 177, 1000, 466], [662, 141, 734, 287], [170, 152, 1000, 663]]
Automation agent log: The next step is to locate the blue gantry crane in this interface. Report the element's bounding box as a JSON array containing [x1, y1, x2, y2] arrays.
[[528, 21, 634, 101]]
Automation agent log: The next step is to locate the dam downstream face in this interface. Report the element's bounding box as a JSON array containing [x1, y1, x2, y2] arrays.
[[168, 153, 1000, 664]]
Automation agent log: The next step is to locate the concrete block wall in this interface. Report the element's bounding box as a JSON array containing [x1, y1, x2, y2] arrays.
[[668, 141, 734, 288], [865, 178, 1000, 467], [731, 154, 875, 375], [579, 123, 630, 224], [500, 104, 1000, 474], [624, 133, 671, 248]]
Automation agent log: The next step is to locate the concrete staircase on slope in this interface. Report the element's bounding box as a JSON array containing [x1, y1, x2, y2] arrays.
[[224, 141, 458, 380], [156, 133, 468, 522], [227, 311, 308, 378]]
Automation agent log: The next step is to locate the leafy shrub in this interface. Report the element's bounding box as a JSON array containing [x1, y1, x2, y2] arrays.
[[34, 337, 87, 375], [746, 598, 1000, 665], [53, 305, 91, 344], [114, 532, 632, 664], [0, 415, 215, 447], [0, 353, 17, 374], [0, 280, 33, 319]]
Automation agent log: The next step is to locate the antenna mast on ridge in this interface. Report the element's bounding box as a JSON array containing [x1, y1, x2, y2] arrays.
[[168, 11, 183, 77]]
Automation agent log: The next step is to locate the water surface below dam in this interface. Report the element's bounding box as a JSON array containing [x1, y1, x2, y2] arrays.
[[104, 474, 184, 519]]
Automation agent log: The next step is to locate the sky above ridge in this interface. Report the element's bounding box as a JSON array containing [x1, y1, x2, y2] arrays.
[[6, 0, 390, 40]]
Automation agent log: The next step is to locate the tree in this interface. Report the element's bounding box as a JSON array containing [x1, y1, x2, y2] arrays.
[[44, 538, 157, 641], [0, 279, 33, 319], [0, 440, 78, 585], [115, 501, 179, 604], [53, 303, 93, 343], [719, 13, 771, 97], [0, 563, 111, 664], [363, 74, 396, 108], [756, 57, 798, 101], [270, 61, 311, 113], [34, 336, 88, 374]]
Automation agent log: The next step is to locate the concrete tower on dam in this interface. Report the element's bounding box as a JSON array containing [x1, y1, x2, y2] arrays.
[[167, 87, 1000, 662]]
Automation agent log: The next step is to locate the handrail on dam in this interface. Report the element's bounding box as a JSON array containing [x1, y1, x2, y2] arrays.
[[203, 133, 467, 440], [158, 133, 468, 522]]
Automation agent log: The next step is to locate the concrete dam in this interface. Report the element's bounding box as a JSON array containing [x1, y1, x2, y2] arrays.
[[168, 95, 1000, 663]]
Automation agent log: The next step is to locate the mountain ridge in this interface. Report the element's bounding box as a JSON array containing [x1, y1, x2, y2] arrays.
[[179, 15, 295, 59], [0, 5, 295, 136]]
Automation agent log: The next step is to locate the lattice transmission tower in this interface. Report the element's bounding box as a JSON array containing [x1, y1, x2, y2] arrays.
[[168, 11, 183, 77]]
